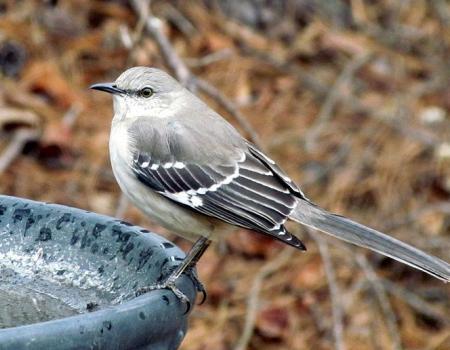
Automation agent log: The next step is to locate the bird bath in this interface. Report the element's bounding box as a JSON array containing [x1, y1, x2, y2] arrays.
[[0, 195, 196, 350]]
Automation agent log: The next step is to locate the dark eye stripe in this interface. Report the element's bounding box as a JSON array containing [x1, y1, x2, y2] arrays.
[[121, 87, 155, 96]]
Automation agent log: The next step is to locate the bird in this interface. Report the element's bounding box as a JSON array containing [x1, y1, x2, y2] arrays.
[[91, 67, 450, 306]]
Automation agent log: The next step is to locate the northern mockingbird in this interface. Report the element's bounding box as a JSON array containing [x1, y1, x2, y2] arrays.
[[91, 67, 450, 306]]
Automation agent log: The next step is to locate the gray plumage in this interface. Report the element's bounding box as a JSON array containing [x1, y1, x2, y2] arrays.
[[291, 201, 450, 282], [128, 109, 244, 165], [91, 66, 450, 283]]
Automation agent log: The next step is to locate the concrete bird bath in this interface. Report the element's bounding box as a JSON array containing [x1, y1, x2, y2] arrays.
[[0, 195, 196, 350]]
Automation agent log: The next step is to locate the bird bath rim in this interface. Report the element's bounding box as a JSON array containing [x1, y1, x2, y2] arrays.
[[0, 195, 196, 350]]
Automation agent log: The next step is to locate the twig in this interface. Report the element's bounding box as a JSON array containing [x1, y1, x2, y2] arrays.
[[0, 107, 39, 129], [119, 3, 148, 61], [195, 78, 263, 148], [310, 233, 346, 350], [0, 104, 80, 176], [345, 276, 449, 331], [302, 141, 351, 188], [307, 298, 330, 334], [242, 46, 442, 147], [159, 2, 197, 37], [234, 248, 294, 350], [62, 104, 82, 129], [131, 0, 191, 87], [381, 201, 450, 233], [427, 330, 450, 350], [0, 129, 39, 175], [381, 279, 449, 323], [355, 253, 403, 350], [304, 53, 372, 151], [432, 0, 450, 26], [130, 0, 263, 148], [185, 48, 233, 68], [119, 25, 134, 50], [330, 240, 403, 350]]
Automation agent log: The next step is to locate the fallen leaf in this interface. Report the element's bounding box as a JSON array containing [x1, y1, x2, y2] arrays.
[[22, 61, 79, 109], [256, 305, 290, 340]]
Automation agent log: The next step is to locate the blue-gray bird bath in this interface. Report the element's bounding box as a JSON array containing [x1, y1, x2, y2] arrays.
[[0, 195, 197, 350]]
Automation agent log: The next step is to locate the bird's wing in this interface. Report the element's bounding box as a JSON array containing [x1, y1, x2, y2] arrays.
[[131, 144, 306, 249]]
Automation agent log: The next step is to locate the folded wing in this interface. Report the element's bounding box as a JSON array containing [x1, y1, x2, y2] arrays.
[[132, 144, 306, 249]]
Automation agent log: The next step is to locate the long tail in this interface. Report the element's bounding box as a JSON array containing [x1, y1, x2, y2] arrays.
[[290, 200, 450, 282]]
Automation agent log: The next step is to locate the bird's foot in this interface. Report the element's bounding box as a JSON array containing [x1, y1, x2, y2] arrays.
[[135, 264, 206, 313], [136, 273, 191, 309], [136, 237, 211, 313]]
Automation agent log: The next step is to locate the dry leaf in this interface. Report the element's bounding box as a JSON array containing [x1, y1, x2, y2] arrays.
[[256, 306, 290, 340], [22, 61, 79, 109]]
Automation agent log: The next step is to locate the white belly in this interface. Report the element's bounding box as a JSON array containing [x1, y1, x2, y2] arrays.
[[109, 122, 215, 241]]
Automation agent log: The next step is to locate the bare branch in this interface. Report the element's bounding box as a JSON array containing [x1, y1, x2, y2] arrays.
[[355, 253, 403, 350], [310, 233, 346, 350], [130, 0, 263, 148], [381, 279, 449, 323], [62, 104, 82, 129], [0, 129, 39, 175], [195, 78, 263, 148], [242, 46, 442, 148], [131, 0, 191, 87], [305, 53, 372, 151], [185, 49, 233, 68], [234, 248, 294, 350]]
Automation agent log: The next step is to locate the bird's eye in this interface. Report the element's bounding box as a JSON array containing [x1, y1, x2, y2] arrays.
[[139, 87, 154, 98]]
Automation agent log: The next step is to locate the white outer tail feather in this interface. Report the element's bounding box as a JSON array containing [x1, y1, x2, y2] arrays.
[[290, 200, 450, 283]]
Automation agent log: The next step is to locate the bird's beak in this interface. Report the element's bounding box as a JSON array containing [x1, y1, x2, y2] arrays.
[[90, 82, 125, 95]]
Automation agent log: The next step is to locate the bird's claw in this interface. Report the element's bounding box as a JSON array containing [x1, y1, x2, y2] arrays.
[[135, 263, 207, 314], [136, 276, 192, 314], [185, 268, 207, 305]]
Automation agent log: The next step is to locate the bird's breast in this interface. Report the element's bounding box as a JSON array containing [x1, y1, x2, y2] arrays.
[[108, 121, 217, 240]]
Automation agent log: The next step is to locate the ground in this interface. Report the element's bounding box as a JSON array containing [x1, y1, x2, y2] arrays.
[[0, 1, 449, 349]]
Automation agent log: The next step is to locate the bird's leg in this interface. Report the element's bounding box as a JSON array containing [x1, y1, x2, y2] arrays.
[[136, 236, 211, 312]]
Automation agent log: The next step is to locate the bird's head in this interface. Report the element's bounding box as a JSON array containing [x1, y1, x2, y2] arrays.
[[90, 67, 184, 121]]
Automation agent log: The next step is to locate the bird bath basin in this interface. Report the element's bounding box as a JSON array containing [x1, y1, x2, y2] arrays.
[[0, 195, 196, 350]]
